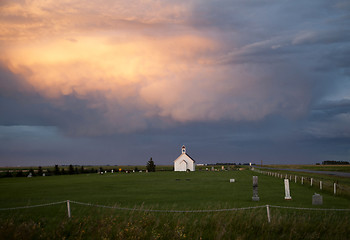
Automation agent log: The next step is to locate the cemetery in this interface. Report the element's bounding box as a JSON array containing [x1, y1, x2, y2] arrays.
[[0, 168, 350, 239]]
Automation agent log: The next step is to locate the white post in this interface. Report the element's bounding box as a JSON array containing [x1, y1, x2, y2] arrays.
[[334, 183, 337, 195], [67, 200, 71, 218], [266, 205, 271, 223], [301, 177, 304, 184], [295, 175, 297, 183], [289, 175, 292, 181], [311, 178, 313, 187], [320, 181, 322, 190]]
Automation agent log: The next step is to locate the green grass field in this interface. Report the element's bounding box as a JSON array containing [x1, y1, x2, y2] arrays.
[[1, 169, 350, 239]]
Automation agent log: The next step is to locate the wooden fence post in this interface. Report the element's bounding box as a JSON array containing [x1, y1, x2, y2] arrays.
[[266, 205, 271, 223], [67, 200, 71, 218]]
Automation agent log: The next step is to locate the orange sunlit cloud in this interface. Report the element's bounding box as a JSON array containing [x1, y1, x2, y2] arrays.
[[0, 0, 310, 134]]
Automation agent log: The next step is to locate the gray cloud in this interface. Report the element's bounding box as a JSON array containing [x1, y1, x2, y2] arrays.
[[1, 0, 350, 165]]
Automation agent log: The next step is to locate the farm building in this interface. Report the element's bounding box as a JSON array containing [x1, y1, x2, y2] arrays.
[[174, 145, 196, 171]]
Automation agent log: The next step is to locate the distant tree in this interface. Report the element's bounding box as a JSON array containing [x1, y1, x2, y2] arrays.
[[68, 164, 74, 175], [16, 170, 24, 177], [134, 167, 139, 172], [146, 157, 156, 172], [61, 168, 66, 175], [38, 166, 43, 176], [46, 168, 52, 176], [5, 171, 13, 178], [322, 160, 349, 165], [80, 166, 85, 174], [29, 168, 35, 177], [54, 165, 60, 175]]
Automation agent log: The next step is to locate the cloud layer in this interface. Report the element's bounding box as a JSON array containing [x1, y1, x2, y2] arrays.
[[0, 0, 349, 165]]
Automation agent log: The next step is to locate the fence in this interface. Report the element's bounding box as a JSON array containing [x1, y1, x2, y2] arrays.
[[1, 200, 350, 223], [252, 168, 350, 197]]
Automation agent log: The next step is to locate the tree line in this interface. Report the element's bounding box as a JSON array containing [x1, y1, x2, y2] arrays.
[[1, 158, 157, 178]]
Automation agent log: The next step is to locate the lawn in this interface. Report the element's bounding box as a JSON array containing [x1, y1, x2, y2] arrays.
[[1, 169, 350, 239]]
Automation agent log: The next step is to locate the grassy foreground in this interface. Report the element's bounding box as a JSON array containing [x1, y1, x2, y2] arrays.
[[1, 170, 350, 239]]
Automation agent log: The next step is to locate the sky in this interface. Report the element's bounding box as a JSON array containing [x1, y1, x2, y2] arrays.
[[0, 0, 350, 166]]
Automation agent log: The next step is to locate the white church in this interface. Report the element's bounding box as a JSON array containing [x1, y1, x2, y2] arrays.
[[174, 145, 196, 171]]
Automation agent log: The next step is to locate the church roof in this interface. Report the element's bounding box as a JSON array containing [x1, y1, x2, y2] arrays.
[[173, 152, 195, 163], [184, 153, 195, 162]]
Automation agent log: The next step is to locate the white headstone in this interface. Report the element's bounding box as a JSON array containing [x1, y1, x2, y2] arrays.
[[284, 179, 292, 200], [230, 179, 235, 183], [252, 176, 260, 201], [312, 193, 323, 205]]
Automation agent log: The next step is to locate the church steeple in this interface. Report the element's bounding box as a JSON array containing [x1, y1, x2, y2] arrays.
[[182, 145, 186, 154]]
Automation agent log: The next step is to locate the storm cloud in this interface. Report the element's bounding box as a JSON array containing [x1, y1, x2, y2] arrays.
[[0, 0, 349, 166]]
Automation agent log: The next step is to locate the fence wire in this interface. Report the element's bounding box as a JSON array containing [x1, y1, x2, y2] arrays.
[[70, 200, 266, 213], [0, 201, 66, 211], [1, 200, 350, 213]]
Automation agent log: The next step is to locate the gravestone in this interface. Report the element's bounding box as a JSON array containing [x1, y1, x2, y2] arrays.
[[252, 176, 260, 201], [27, 173, 32, 178], [284, 179, 292, 200], [230, 179, 235, 183], [312, 193, 323, 205], [111, 170, 114, 173]]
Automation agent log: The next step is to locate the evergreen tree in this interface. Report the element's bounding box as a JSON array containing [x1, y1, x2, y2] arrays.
[[16, 170, 24, 177], [29, 168, 35, 177], [68, 164, 74, 175], [5, 171, 13, 178], [38, 166, 43, 176], [54, 165, 60, 175], [146, 157, 156, 172]]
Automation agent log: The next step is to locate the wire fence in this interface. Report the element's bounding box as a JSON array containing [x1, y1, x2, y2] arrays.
[[1, 200, 350, 223], [252, 168, 350, 197]]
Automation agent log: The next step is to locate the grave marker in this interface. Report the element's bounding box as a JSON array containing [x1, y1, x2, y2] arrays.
[[252, 176, 260, 201], [284, 179, 292, 200], [312, 193, 323, 205]]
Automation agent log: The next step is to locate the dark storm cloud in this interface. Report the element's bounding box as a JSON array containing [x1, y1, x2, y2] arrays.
[[0, 0, 350, 166]]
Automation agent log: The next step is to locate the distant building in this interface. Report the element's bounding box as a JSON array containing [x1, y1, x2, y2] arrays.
[[174, 145, 196, 171]]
